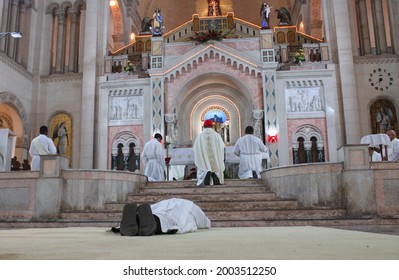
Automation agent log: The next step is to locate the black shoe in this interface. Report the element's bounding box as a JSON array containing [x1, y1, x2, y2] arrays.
[[204, 171, 211, 185], [137, 204, 157, 236], [252, 171, 258, 179], [211, 172, 221, 185], [120, 203, 138, 236]]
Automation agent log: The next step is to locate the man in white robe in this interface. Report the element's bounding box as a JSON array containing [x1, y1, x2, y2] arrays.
[[386, 130, 399, 161], [234, 125, 268, 179], [29, 125, 57, 171], [193, 119, 225, 186], [151, 198, 211, 234], [142, 133, 166, 181]]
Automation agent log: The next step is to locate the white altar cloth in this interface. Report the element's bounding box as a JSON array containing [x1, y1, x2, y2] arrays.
[[169, 147, 269, 165]]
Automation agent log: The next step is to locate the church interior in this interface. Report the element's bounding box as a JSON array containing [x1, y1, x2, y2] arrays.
[[1, 0, 398, 171], [0, 0, 399, 228]]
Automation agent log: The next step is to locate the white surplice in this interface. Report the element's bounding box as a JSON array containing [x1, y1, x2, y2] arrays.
[[142, 139, 166, 181], [29, 134, 57, 171], [233, 134, 268, 179], [193, 128, 225, 186], [150, 198, 211, 234]]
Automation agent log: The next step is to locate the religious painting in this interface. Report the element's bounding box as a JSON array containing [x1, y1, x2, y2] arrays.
[[202, 107, 230, 143], [49, 113, 72, 165], [370, 99, 398, 134]]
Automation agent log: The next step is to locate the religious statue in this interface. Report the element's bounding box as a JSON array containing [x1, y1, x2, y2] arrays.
[[208, 0, 221, 17], [275, 7, 292, 25], [260, 2, 272, 29], [53, 122, 68, 155], [140, 16, 153, 34], [150, 8, 164, 36]]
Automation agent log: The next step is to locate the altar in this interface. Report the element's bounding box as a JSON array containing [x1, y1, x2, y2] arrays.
[[168, 146, 269, 179]]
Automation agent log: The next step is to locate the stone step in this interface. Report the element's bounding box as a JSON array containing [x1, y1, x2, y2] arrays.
[[105, 199, 297, 212], [3, 217, 399, 229], [205, 208, 347, 220], [60, 208, 345, 222], [145, 179, 264, 188], [139, 185, 268, 195], [125, 192, 278, 204]]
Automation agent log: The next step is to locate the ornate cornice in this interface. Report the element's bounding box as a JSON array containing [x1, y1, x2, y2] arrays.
[[0, 52, 33, 81], [40, 73, 83, 84], [285, 79, 324, 87], [354, 55, 399, 65], [108, 87, 144, 96]]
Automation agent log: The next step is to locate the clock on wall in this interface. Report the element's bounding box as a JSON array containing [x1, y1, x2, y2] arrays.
[[369, 68, 394, 91]]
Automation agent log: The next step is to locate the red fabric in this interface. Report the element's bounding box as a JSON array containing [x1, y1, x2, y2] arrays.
[[203, 119, 213, 127]]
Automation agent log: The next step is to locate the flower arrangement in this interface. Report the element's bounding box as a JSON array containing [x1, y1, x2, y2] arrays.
[[124, 60, 134, 72], [294, 49, 305, 64], [190, 28, 224, 45]]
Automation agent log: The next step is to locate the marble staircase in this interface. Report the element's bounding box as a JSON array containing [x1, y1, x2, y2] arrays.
[[59, 179, 349, 228]]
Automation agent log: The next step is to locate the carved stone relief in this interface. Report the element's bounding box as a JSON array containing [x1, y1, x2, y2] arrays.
[[108, 88, 144, 121], [286, 87, 324, 113]]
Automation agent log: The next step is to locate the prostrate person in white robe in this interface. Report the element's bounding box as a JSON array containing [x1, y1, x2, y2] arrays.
[[29, 125, 57, 171], [142, 133, 166, 181], [193, 119, 225, 187], [111, 198, 211, 236], [151, 198, 211, 234], [234, 125, 268, 179]]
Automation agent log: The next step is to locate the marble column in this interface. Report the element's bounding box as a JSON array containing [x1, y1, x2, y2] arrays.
[[7, 0, 19, 58], [304, 141, 312, 163], [55, 10, 66, 73], [358, 0, 371, 55], [317, 141, 325, 162], [122, 147, 130, 171], [79, 2, 99, 168], [16, 4, 26, 64], [68, 9, 79, 72], [332, 0, 361, 144], [292, 143, 299, 164], [374, 0, 387, 54], [111, 148, 118, 170], [0, 0, 10, 52]]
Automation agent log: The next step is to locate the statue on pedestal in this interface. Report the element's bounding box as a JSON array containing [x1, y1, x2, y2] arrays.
[[150, 8, 164, 36], [260, 2, 272, 29]]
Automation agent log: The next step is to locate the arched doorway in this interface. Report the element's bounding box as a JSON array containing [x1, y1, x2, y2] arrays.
[[167, 72, 257, 147]]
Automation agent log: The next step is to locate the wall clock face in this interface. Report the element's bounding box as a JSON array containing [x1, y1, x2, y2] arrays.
[[369, 68, 393, 91]]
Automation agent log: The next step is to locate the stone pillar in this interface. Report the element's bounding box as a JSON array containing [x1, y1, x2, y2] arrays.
[[6, 0, 19, 58], [0, 0, 10, 52], [122, 147, 130, 171], [374, 0, 387, 54], [111, 148, 118, 170], [332, 0, 361, 144], [358, 0, 371, 55], [317, 141, 325, 162], [304, 141, 312, 163], [68, 9, 79, 72], [79, 2, 99, 168], [15, 4, 26, 64], [134, 147, 140, 171], [292, 143, 299, 164], [55, 10, 66, 73]]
